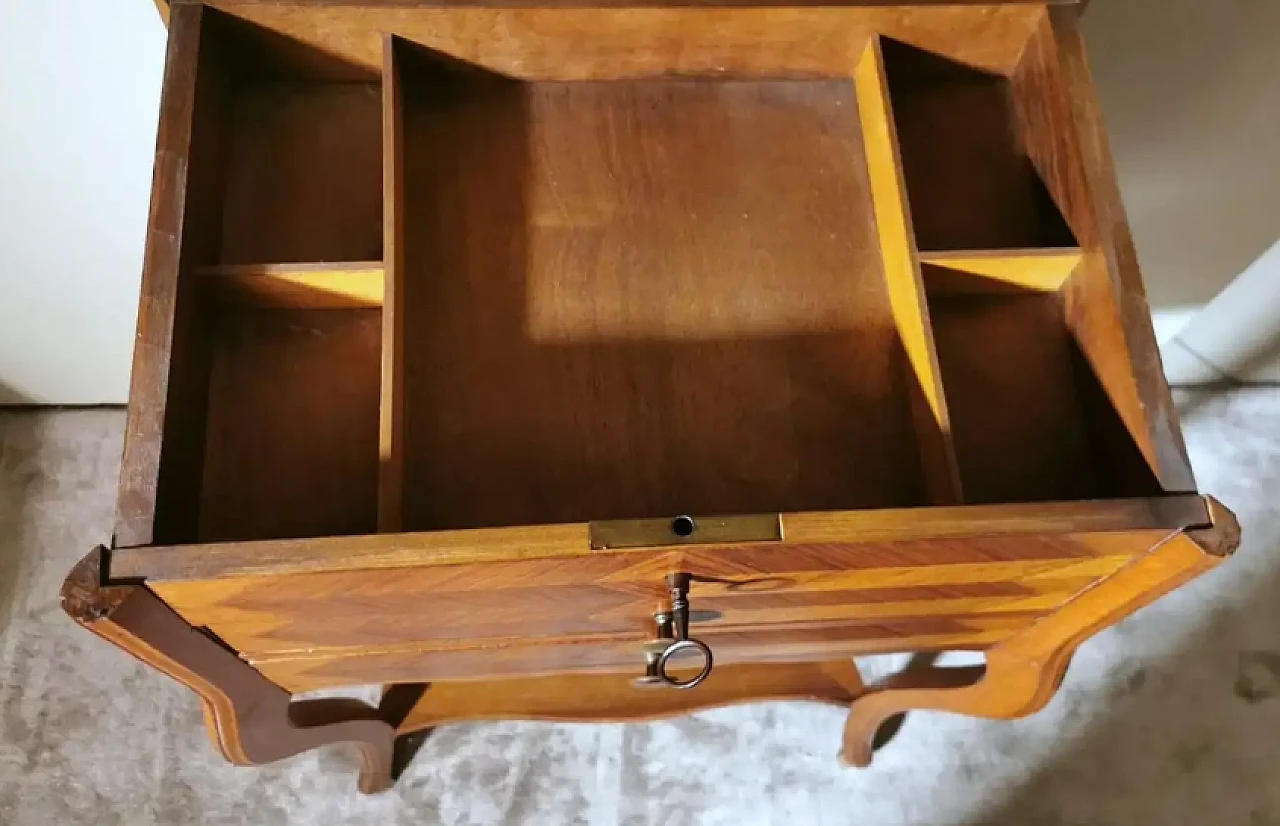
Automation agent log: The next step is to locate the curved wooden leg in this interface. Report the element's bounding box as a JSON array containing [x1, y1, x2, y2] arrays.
[[841, 648, 1064, 767], [842, 498, 1239, 766], [62, 548, 407, 794]]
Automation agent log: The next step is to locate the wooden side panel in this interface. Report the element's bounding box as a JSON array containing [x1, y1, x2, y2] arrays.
[[200, 5, 1045, 79], [1010, 7, 1194, 492], [116, 4, 223, 548]]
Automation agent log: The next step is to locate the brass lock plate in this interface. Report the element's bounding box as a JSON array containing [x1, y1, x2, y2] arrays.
[[589, 513, 782, 550]]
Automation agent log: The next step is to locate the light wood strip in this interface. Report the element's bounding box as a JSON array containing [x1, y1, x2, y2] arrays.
[[111, 495, 1211, 581], [920, 248, 1083, 293], [393, 660, 866, 735], [854, 37, 963, 505], [197, 262, 384, 309], [378, 35, 407, 533]]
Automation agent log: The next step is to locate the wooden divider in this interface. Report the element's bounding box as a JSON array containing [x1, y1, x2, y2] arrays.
[[919, 248, 1083, 294], [378, 35, 408, 533], [853, 38, 964, 506], [196, 262, 384, 308]]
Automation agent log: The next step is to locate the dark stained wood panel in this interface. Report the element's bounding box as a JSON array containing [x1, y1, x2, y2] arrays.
[[928, 290, 1101, 503], [219, 82, 383, 264], [197, 307, 382, 542], [398, 70, 924, 531], [882, 37, 1074, 252]]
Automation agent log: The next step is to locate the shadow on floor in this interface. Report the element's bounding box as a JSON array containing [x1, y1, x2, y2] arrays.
[[0, 411, 44, 633], [0, 379, 32, 407], [0, 410, 124, 634]]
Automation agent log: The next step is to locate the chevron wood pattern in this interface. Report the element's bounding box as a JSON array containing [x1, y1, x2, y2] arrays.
[[147, 527, 1178, 691]]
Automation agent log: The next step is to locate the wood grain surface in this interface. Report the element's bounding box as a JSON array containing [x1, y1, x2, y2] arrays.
[[218, 82, 383, 264], [882, 36, 1075, 252], [115, 4, 218, 548], [928, 291, 1104, 504], [378, 35, 407, 534], [140, 525, 1181, 689], [111, 495, 1211, 581], [199, 5, 1045, 78], [196, 307, 382, 542], [396, 63, 924, 531], [854, 38, 963, 508]]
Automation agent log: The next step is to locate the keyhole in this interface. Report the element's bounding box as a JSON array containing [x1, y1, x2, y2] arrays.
[[672, 515, 696, 537]]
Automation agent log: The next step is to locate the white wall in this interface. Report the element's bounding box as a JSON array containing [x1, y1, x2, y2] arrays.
[[0, 0, 165, 404], [1084, 0, 1280, 337]]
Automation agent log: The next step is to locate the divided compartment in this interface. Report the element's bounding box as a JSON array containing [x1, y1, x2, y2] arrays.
[[149, 9, 1168, 546], [165, 10, 387, 543], [876, 37, 1161, 503]]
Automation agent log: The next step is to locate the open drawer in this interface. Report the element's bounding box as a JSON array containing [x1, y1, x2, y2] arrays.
[[87, 0, 1233, 762]]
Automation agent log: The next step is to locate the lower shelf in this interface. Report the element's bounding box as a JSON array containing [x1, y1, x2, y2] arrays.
[[393, 660, 867, 735]]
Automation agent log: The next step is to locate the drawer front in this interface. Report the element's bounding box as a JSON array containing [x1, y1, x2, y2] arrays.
[[251, 615, 1033, 694], [150, 525, 1179, 692]]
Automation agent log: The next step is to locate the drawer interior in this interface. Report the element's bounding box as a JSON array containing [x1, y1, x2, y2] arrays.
[[397, 65, 922, 530], [141, 6, 1169, 545]]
